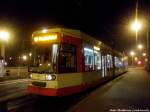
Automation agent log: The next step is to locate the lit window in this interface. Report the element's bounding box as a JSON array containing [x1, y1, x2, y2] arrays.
[[58, 44, 76, 73], [115, 57, 123, 68], [94, 50, 101, 70], [84, 47, 94, 71], [107, 54, 113, 68]]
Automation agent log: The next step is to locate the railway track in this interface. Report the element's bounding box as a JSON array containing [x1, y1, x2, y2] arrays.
[[8, 95, 37, 112], [0, 79, 30, 112]]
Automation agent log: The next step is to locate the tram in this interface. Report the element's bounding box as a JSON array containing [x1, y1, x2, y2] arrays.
[[28, 27, 128, 96]]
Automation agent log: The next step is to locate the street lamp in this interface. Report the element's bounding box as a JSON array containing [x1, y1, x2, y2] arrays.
[[134, 57, 138, 61], [22, 55, 27, 61], [137, 44, 143, 60], [131, 20, 142, 32], [130, 51, 135, 56], [146, 30, 149, 64], [29, 53, 32, 67], [142, 53, 146, 57], [130, 0, 141, 45], [137, 44, 143, 50], [29, 53, 32, 57], [0, 31, 9, 41], [131, 20, 142, 45]]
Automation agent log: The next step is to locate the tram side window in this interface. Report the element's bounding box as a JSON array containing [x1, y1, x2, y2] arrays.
[[94, 51, 101, 70], [107, 54, 113, 68], [84, 48, 94, 71], [115, 57, 119, 68], [115, 57, 123, 68], [59, 44, 76, 73]]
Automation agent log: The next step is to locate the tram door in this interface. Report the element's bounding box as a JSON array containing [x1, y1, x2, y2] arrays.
[[102, 55, 107, 77]]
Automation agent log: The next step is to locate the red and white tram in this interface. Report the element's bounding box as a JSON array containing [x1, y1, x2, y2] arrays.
[[28, 27, 127, 96]]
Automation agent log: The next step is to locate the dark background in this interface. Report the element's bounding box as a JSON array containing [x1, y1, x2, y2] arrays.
[[0, 0, 149, 56]]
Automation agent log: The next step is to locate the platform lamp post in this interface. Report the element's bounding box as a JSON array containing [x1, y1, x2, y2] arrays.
[[130, 51, 135, 66], [146, 30, 149, 64], [137, 44, 143, 50], [131, 0, 142, 45], [29, 53, 32, 65], [0, 31, 10, 77], [131, 20, 142, 45], [0, 31, 10, 60], [137, 44, 143, 57]]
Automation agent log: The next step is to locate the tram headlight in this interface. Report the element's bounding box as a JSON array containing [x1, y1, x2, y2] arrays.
[[45, 74, 56, 81]]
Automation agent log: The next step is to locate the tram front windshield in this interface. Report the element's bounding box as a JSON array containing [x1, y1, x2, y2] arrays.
[[29, 44, 58, 74]]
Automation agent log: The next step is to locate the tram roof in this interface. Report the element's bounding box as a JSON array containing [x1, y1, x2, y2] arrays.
[[33, 27, 103, 44], [33, 27, 122, 55]]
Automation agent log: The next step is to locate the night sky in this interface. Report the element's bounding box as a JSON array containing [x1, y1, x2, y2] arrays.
[[0, 0, 150, 55]]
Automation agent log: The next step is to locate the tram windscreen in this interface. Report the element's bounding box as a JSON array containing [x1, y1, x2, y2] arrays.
[[29, 44, 58, 73]]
